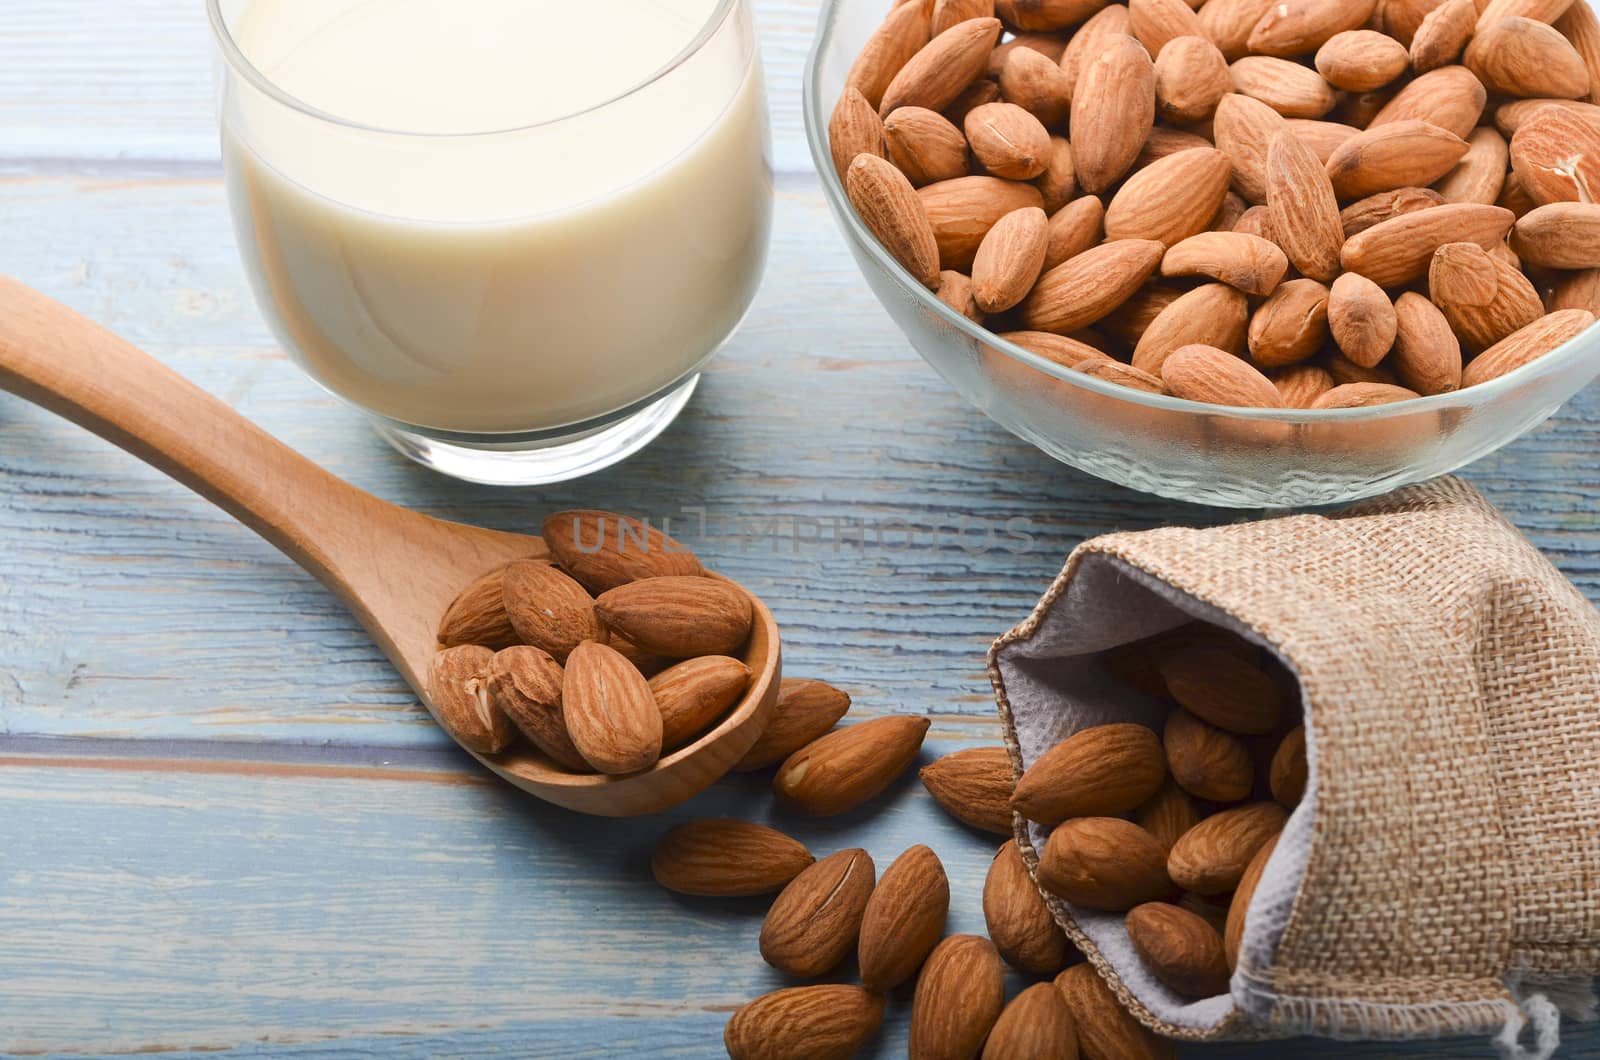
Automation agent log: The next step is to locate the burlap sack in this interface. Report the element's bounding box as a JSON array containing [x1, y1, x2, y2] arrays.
[[989, 477, 1600, 1059]]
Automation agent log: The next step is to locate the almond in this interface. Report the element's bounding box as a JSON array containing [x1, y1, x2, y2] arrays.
[[436, 565, 523, 650], [1230, 55, 1337, 117], [965, 101, 1052, 180], [1161, 343, 1287, 407], [1552, 267, 1600, 313], [1328, 272, 1398, 366], [1038, 817, 1175, 910], [1493, 97, 1600, 136], [1376, 0, 1444, 46], [1311, 381, 1421, 406], [1164, 707, 1255, 802], [1020, 239, 1167, 332], [1130, 0, 1206, 56], [1431, 244, 1543, 352], [847, 154, 944, 289], [859, 844, 950, 992], [1212, 189, 1250, 230], [594, 575, 752, 657], [984, 841, 1070, 975], [1339, 185, 1446, 237], [1126, 902, 1231, 998], [1000, 45, 1073, 126], [883, 106, 971, 186], [1285, 117, 1362, 163], [829, 86, 886, 181], [499, 559, 604, 662], [1248, 0, 1378, 57], [1476, 0, 1575, 33], [1325, 351, 1404, 386], [1159, 647, 1283, 733], [1273, 363, 1337, 407], [1000, 329, 1115, 369], [1410, 0, 1476, 73], [972, 206, 1051, 312], [1138, 125, 1219, 167], [1227, 202, 1272, 237], [1462, 308, 1596, 385], [847, 0, 934, 108], [1465, 16, 1590, 99], [1225, 833, 1280, 970], [428, 644, 515, 754], [1072, 34, 1158, 193], [647, 655, 750, 751], [725, 985, 885, 1060], [1060, 3, 1135, 97], [946, 77, 1003, 125], [542, 509, 704, 594], [652, 819, 814, 897], [934, 0, 998, 35], [997, 0, 1108, 31], [1512, 201, 1600, 266], [1079, 360, 1169, 393], [1435, 126, 1510, 205], [760, 848, 877, 978], [937, 269, 985, 321], [1168, 802, 1288, 895], [733, 677, 850, 771], [1324, 120, 1470, 200], [1160, 230, 1289, 294], [1339, 202, 1515, 285], [607, 632, 673, 678], [920, 746, 1016, 834], [1034, 136, 1078, 213], [1135, 777, 1205, 851], [920, 175, 1047, 269], [773, 715, 930, 816], [982, 982, 1078, 1060], [1248, 278, 1332, 368], [881, 17, 1004, 116], [1558, 0, 1600, 105], [1315, 29, 1409, 90], [910, 936, 1006, 1060], [1044, 194, 1105, 269], [1154, 35, 1232, 121], [1214, 92, 1288, 202], [1130, 283, 1250, 373], [1267, 129, 1343, 281], [1270, 725, 1309, 807], [1012, 722, 1167, 825], [487, 645, 588, 771], [1199, 0, 1277, 60], [1101, 283, 1189, 345], [1105, 147, 1234, 245], [1370, 64, 1487, 138], [1509, 105, 1600, 204], [1055, 964, 1177, 1060], [562, 640, 663, 774], [989, 32, 1069, 80]]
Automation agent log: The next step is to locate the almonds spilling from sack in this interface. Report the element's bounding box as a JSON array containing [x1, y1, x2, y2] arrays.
[[832, 0, 1600, 409]]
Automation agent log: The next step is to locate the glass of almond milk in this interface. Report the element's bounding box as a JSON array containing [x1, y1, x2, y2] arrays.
[[207, 0, 772, 484]]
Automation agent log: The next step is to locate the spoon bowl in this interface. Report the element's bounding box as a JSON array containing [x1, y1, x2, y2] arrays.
[[0, 277, 781, 816]]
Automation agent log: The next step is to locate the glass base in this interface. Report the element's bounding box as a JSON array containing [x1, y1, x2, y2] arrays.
[[371, 374, 700, 486]]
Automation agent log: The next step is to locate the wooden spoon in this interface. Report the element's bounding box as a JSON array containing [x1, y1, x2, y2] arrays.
[[0, 278, 781, 816]]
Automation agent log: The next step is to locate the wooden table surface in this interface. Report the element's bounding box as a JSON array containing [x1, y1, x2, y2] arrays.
[[1, 2, 1596, 1056]]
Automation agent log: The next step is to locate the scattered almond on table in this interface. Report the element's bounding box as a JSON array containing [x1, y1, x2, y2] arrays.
[[832, 0, 1600, 410]]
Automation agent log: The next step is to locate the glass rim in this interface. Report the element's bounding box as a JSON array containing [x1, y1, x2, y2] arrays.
[[801, 0, 1600, 423], [206, 0, 742, 139]]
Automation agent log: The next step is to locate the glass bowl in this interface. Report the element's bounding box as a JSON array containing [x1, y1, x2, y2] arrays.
[[802, 0, 1600, 508]]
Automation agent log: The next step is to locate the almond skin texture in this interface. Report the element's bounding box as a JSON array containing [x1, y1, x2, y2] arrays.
[[982, 983, 1080, 1060], [1155, 35, 1232, 121], [1169, 802, 1288, 895], [437, 566, 521, 649], [1159, 647, 1283, 734], [1324, 120, 1470, 200], [1311, 382, 1421, 407], [1509, 106, 1600, 205], [1072, 34, 1158, 193], [1012, 722, 1168, 825], [938, 270, 984, 322], [1431, 239, 1507, 309], [910, 935, 1007, 1060], [487, 646, 589, 772], [594, 575, 752, 657], [1056, 963, 1178, 1060], [542, 510, 703, 594], [1020, 239, 1167, 333], [1078, 361, 1168, 393], [1328, 272, 1398, 367], [1136, 778, 1205, 851], [1160, 231, 1289, 295], [1214, 92, 1288, 202], [1370, 65, 1488, 139], [1511, 201, 1600, 268], [1248, 278, 1332, 369], [1000, 47, 1073, 127], [1315, 29, 1409, 91], [647, 655, 751, 751], [1462, 308, 1596, 385], [1038, 817, 1175, 910], [1267, 129, 1343, 281], [880, 17, 1004, 116], [847, 154, 944, 289], [934, 0, 998, 36], [883, 106, 971, 187], [774, 716, 931, 816], [1165, 708, 1255, 802], [1043, 195, 1106, 270], [1465, 16, 1590, 99], [829, 86, 886, 181], [1130, 0, 1205, 56], [725, 985, 886, 1060], [1273, 363, 1337, 407], [1226, 834, 1280, 970], [1061, 4, 1135, 93], [1199, 0, 1277, 60], [859, 844, 950, 993], [920, 176, 1047, 270], [1285, 117, 1361, 163], [500, 559, 605, 663], [984, 841, 1070, 975], [1126, 902, 1232, 998], [1271, 725, 1309, 807], [1247, 0, 1377, 57], [998, 0, 1109, 32], [1104, 147, 1234, 246], [1230, 55, 1337, 118], [1339, 186, 1446, 237], [1132, 283, 1251, 373], [1411, 0, 1476, 74], [733, 678, 851, 771], [920, 746, 1016, 834], [1339, 203, 1515, 286], [1161, 343, 1286, 407], [562, 641, 663, 774], [965, 101, 1053, 180], [760, 848, 877, 978], [1034, 135, 1078, 214], [652, 819, 815, 897], [972, 206, 1050, 312], [428, 645, 516, 755], [846, 0, 934, 109], [1392, 291, 1464, 394]]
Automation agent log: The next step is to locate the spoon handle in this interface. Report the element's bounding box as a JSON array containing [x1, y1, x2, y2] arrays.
[[0, 276, 385, 588]]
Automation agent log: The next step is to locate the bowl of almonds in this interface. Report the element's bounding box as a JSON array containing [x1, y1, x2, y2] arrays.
[[805, 0, 1600, 507]]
